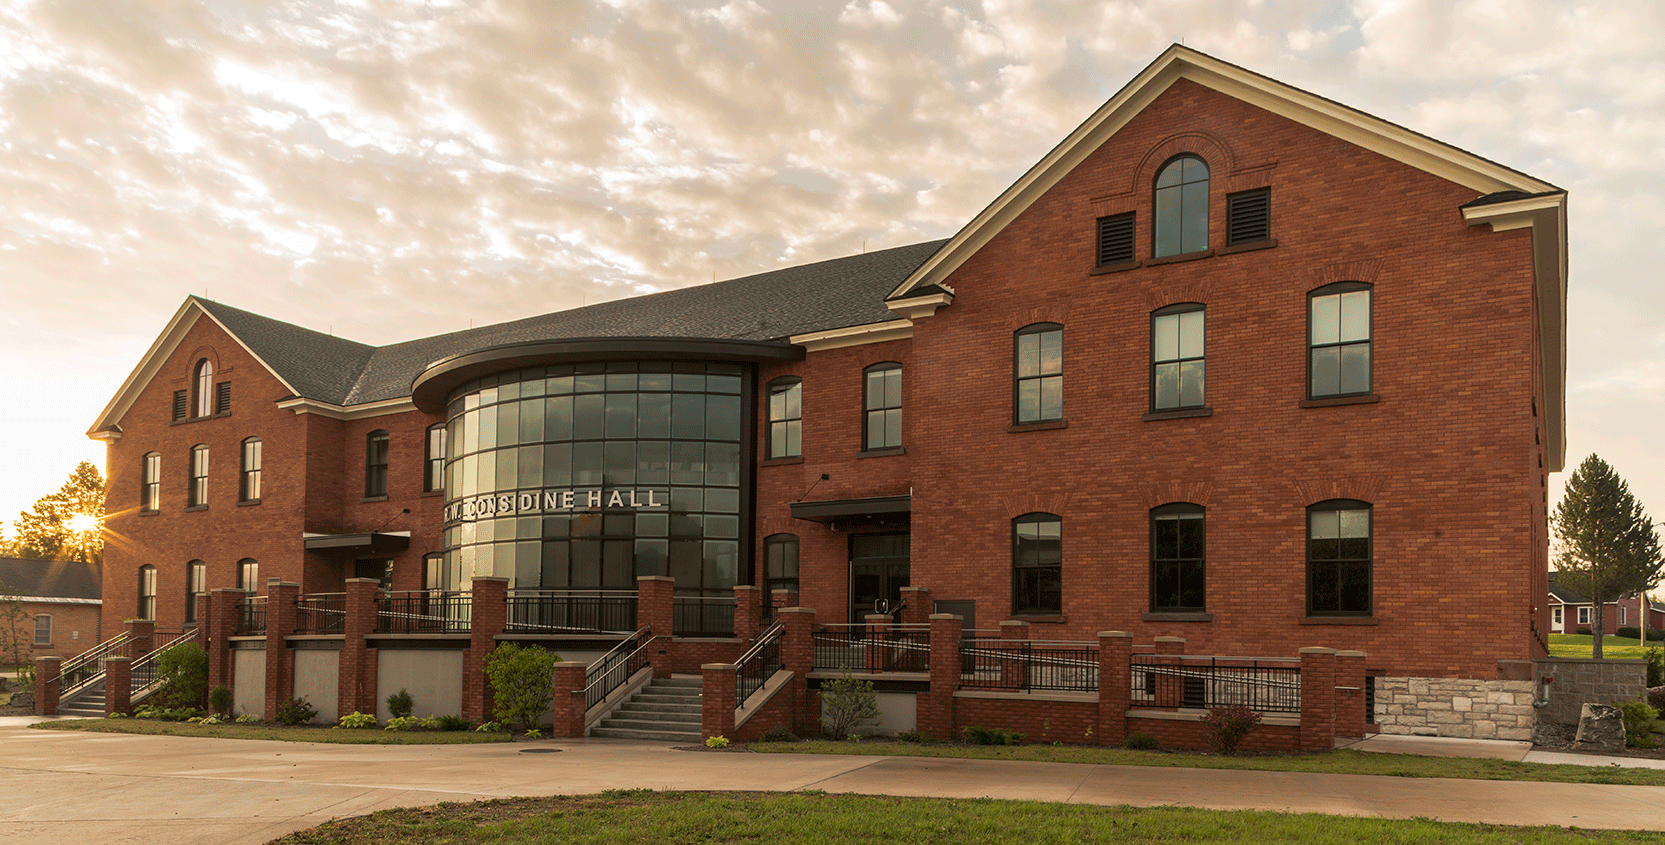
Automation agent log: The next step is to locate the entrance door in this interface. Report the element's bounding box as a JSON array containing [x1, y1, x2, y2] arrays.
[[849, 533, 909, 625]]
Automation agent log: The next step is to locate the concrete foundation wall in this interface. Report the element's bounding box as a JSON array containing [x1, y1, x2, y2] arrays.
[[1533, 658, 1647, 726], [232, 649, 265, 717], [293, 650, 340, 724], [1373, 676, 1535, 740], [376, 649, 464, 721]]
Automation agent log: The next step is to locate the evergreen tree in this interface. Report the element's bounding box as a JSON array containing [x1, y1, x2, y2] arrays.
[[1553, 454, 1664, 658], [8, 461, 105, 563]]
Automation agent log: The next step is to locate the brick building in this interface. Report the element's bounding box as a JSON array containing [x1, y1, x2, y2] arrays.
[[0, 557, 101, 661], [88, 46, 1566, 736]]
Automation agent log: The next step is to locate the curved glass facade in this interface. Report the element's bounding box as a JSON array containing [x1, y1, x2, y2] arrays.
[[438, 361, 750, 598]]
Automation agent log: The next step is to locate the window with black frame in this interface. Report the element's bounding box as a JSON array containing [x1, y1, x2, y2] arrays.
[[239, 558, 259, 594], [1308, 282, 1372, 398], [863, 363, 902, 450], [1013, 513, 1062, 614], [138, 565, 157, 620], [1307, 500, 1371, 615], [188, 444, 209, 507], [767, 377, 802, 459], [1014, 324, 1062, 424], [365, 430, 390, 497], [1154, 155, 1209, 258], [764, 533, 799, 618], [193, 359, 214, 417], [1151, 305, 1205, 411], [1150, 503, 1205, 611], [425, 424, 447, 493], [240, 437, 262, 502], [185, 560, 206, 624], [141, 452, 161, 512]]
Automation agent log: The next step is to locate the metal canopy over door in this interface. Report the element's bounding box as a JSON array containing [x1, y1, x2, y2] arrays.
[[849, 533, 909, 625]]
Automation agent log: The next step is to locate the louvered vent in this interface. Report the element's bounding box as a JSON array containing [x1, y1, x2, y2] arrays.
[[172, 390, 188, 420], [1226, 188, 1271, 245], [216, 381, 231, 414], [1096, 212, 1135, 266]]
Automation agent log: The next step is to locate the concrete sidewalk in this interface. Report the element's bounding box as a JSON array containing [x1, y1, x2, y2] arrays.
[[2, 724, 1663, 843]]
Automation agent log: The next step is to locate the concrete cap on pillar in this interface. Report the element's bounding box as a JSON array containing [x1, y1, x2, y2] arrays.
[[1298, 647, 1338, 654], [1335, 650, 1367, 657], [701, 663, 739, 671], [928, 613, 963, 622], [1097, 631, 1133, 638]]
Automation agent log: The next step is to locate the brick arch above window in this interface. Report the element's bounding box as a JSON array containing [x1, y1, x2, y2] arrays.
[[1291, 476, 1385, 506], [1299, 259, 1385, 289], [1142, 283, 1214, 312], [1131, 131, 1237, 197], [997, 491, 1074, 518], [1139, 481, 1215, 510], [1010, 305, 1069, 330], [755, 515, 807, 538]]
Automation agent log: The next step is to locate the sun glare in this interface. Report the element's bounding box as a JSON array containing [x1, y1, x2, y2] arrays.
[[67, 513, 102, 534]]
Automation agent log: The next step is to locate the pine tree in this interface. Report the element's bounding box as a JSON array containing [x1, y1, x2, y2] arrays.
[[8, 461, 105, 563], [1553, 454, 1664, 659]]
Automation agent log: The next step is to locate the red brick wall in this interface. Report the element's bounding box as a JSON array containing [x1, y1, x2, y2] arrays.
[[1126, 716, 1299, 752], [667, 639, 748, 675], [953, 697, 1098, 745]]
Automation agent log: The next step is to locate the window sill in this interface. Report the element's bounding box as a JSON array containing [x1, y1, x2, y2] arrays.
[[169, 411, 232, 426], [1008, 420, 1067, 433], [761, 457, 804, 467], [1146, 249, 1214, 267], [1089, 260, 1141, 275], [1301, 393, 1380, 408], [184, 504, 208, 513], [1299, 616, 1379, 625], [1218, 238, 1277, 256], [1142, 407, 1212, 422], [422, 490, 444, 497], [237, 499, 261, 507], [360, 495, 390, 503], [859, 447, 906, 459], [1142, 611, 1213, 622], [1010, 614, 1067, 624]]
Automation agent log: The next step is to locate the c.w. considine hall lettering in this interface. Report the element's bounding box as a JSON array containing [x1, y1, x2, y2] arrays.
[[443, 488, 666, 523]]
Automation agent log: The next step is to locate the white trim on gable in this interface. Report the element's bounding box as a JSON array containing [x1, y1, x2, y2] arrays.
[[275, 396, 419, 421]]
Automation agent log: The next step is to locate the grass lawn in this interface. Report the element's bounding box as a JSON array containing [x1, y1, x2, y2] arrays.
[[750, 740, 1665, 787], [269, 791, 1665, 844], [31, 718, 513, 745], [1546, 633, 1660, 659]]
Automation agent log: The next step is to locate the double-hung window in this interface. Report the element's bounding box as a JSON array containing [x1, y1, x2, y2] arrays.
[[764, 533, 800, 619], [240, 437, 262, 502], [189, 445, 209, 507], [767, 378, 802, 459], [1151, 305, 1205, 411], [1014, 324, 1063, 424], [1307, 500, 1372, 616], [34, 614, 50, 646], [1012, 513, 1062, 614], [1150, 504, 1205, 611], [138, 565, 157, 620], [366, 430, 390, 497], [863, 364, 902, 451], [239, 558, 259, 594], [141, 452, 161, 512], [1309, 283, 1372, 398], [424, 424, 447, 492], [186, 560, 206, 624]]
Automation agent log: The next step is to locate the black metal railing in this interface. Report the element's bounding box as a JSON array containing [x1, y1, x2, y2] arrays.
[[735, 623, 785, 705], [376, 591, 471, 634], [810, 624, 930, 672], [812, 626, 864, 671], [673, 595, 735, 637], [53, 632, 130, 696], [294, 593, 347, 635], [235, 596, 267, 636], [507, 590, 637, 634], [583, 628, 654, 713], [959, 640, 1099, 693], [130, 628, 200, 698], [1129, 654, 1300, 713]]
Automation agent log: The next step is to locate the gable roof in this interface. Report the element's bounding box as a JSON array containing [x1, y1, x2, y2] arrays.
[[89, 240, 943, 436], [887, 43, 1568, 470], [0, 558, 101, 602]]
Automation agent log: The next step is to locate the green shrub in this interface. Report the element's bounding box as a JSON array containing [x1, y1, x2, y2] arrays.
[[1648, 687, 1665, 712], [387, 688, 414, 719], [1645, 647, 1664, 688], [705, 735, 729, 748], [134, 704, 203, 722], [1120, 731, 1160, 750], [1202, 704, 1264, 755], [757, 726, 799, 743], [431, 714, 473, 732], [475, 720, 506, 733], [962, 725, 1024, 746], [483, 643, 560, 731], [819, 672, 880, 739], [338, 711, 377, 729], [208, 685, 233, 718], [897, 729, 934, 744], [384, 716, 422, 732], [154, 642, 209, 709], [1617, 697, 1660, 748], [276, 695, 317, 725], [1616, 626, 1642, 640], [1576, 626, 1592, 635], [235, 714, 258, 724]]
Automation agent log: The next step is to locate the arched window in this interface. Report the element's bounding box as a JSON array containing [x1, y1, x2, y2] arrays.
[[138, 565, 157, 620], [1308, 282, 1372, 398], [1150, 503, 1205, 611], [1307, 500, 1372, 616], [141, 452, 161, 512], [1014, 324, 1063, 424], [240, 437, 263, 502], [767, 377, 803, 459], [1151, 304, 1206, 411], [185, 560, 206, 624], [1012, 513, 1062, 614], [194, 359, 214, 417], [189, 444, 209, 507], [1154, 155, 1209, 258], [424, 424, 447, 493], [862, 363, 902, 451], [365, 430, 390, 497]]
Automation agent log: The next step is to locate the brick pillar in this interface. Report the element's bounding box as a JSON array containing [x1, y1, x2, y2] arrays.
[[34, 656, 61, 716], [638, 576, 675, 677], [1097, 632, 1132, 746], [337, 578, 381, 720], [899, 586, 930, 626], [702, 662, 737, 740], [549, 662, 589, 738], [1152, 636, 1185, 708], [262, 580, 300, 720], [865, 614, 891, 672], [1299, 647, 1338, 752], [105, 657, 131, 716], [770, 588, 798, 619], [463, 577, 508, 723], [1335, 650, 1368, 740], [204, 589, 240, 693], [778, 607, 816, 737], [921, 613, 963, 741], [734, 585, 762, 637], [125, 619, 155, 659], [999, 620, 1030, 690]]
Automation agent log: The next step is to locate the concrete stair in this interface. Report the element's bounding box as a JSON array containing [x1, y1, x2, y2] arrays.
[[57, 681, 107, 717], [589, 676, 703, 742]]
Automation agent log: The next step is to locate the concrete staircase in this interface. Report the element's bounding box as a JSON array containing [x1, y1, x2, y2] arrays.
[[57, 681, 107, 717], [589, 676, 703, 742]]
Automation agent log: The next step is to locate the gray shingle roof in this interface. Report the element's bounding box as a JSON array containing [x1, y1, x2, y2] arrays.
[[0, 558, 101, 600], [197, 240, 944, 407]]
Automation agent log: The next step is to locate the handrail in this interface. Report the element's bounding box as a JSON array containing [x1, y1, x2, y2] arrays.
[[57, 632, 133, 698], [734, 621, 785, 668], [130, 628, 202, 698], [582, 628, 654, 713], [735, 622, 786, 705]]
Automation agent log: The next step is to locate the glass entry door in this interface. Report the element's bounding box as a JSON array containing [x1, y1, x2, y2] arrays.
[[849, 533, 909, 624]]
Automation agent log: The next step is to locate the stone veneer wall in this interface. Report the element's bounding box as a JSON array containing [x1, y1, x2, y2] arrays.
[[1532, 658, 1647, 726], [1373, 677, 1536, 740]]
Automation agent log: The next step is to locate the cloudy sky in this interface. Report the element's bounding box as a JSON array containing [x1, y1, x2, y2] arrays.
[[1, 0, 1662, 538]]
